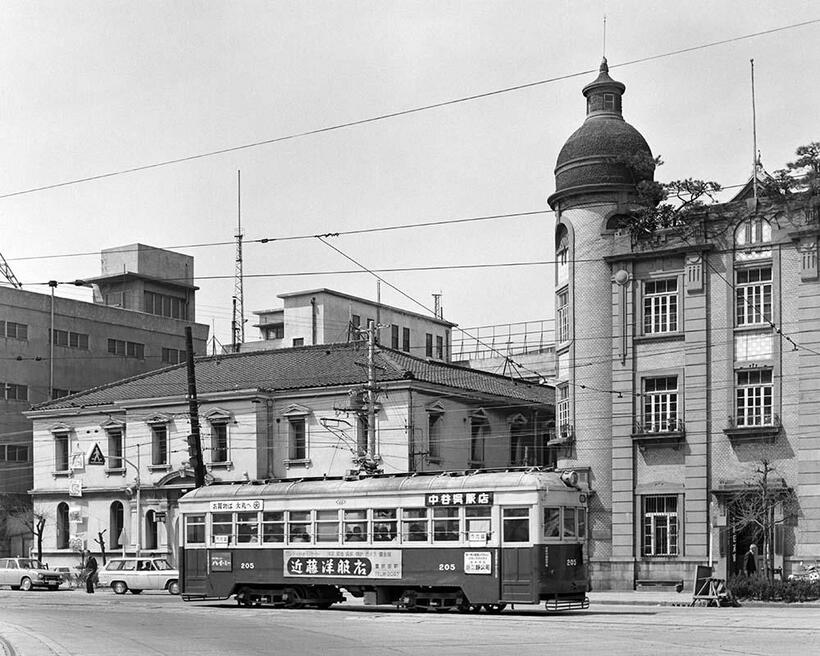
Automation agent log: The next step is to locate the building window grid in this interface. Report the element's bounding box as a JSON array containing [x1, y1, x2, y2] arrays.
[[435, 335, 444, 359], [642, 495, 679, 556], [210, 422, 229, 463], [427, 412, 442, 461], [425, 333, 433, 357], [288, 417, 307, 461], [556, 247, 569, 284], [1, 321, 28, 340], [469, 415, 488, 464], [402, 327, 410, 353], [150, 424, 168, 466], [736, 369, 774, 426], [161, 347, 186, 364], [391, 325, 399, 349], [643, 279, 678, 334], [642, 376, 679, 432], [736, 267, 772, 326], [557, 385, 570, 433], [3, 383, 28, 401]]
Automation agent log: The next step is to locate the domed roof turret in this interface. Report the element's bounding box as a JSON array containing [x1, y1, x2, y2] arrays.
[[548, 58, 654, 209]]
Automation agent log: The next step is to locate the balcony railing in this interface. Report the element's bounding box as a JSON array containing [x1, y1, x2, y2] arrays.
[[632, 418, 685, 448], [547, 424, 574, 447]]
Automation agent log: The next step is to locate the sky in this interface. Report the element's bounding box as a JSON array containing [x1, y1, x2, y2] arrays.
[[1, 1, 818, 352]]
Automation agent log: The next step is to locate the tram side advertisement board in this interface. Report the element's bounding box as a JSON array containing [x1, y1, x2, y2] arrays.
[[284, 549, 401, 579]]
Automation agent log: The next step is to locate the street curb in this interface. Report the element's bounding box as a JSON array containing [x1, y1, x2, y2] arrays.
[[591, 597, 820, 608]]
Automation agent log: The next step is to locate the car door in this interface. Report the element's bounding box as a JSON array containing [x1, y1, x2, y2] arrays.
[[137, 559, 159, 589], [0, 559, 9, 585]]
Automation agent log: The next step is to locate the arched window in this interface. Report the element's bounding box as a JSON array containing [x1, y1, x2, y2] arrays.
[[735, 217, 772, 261], [110, 501, 124, 550], [56, 502, 69, 549], [555, 225, 570, 288], [145, 510, 158, 550]]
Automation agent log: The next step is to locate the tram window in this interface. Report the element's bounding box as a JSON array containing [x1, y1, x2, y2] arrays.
[[212, 512, 234, 545], [237, 512, 260, 544], [288, 511, 312, 543], [373, 509, 397, 542], [185, 514, 206, 544], [262, 511, 285, 543], [578, 508, 587, 539], [344, 510, 367, 542], [465, 506, 491, 538], [544, 507, 561, 539], [433, 507, 460, 542], [502, 507, 530, 542], [563, 507, 577, 539], [316, 510, 340, 542], [402, 508, 428, 542]]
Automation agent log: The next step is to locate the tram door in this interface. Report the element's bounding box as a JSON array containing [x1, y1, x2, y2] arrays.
[[499, 507, 535, 602]]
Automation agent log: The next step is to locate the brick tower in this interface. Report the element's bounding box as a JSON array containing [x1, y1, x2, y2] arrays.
[[547, 58, 655, 588]]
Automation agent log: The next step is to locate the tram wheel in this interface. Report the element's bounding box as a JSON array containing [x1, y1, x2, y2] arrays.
[[284, 587, 305, 609], [483, 603, 506, 614]]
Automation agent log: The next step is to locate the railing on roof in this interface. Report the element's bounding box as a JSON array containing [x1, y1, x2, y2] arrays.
[[451, 320, 555, 361]]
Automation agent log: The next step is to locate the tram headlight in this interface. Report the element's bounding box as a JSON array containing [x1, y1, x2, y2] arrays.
[[560, 470, 579, 488]]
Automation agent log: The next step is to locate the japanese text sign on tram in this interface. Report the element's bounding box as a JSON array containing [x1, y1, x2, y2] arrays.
[[284, 549, 401, 579], [425, 492, 493, 507], [209, 499, 264, 512]]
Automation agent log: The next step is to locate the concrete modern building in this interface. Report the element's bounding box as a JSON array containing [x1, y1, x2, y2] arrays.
[[245, 288, 456, 361], [1, 244, 208, 554], [547, 59, 820, 589], [26, 342, 554, 568]]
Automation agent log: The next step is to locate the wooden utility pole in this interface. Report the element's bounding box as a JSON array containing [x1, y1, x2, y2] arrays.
[[184, 326, 207, 488], [366, 325, 377, 460]]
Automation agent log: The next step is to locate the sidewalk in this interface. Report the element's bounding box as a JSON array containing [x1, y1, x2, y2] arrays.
[[589, 588, 820, 607]]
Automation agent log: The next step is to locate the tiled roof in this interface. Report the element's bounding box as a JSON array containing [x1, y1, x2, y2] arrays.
[[32, 343, 553, 411]]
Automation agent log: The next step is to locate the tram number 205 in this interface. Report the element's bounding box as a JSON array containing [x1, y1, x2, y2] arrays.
[[240, 562, 256, 570], [566, 558, 577, 567], [439, 563, 456, 571]]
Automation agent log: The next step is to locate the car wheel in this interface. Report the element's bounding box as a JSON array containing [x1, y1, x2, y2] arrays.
[[20, 577, 33, 592], [130, 589, 143, 594], [168, 580, 180, 595], [482, 603, 506, 614], [112, 581, 128, 595]]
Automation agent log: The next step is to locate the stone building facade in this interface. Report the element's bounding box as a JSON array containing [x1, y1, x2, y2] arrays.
[[547, 59, 820, 589]]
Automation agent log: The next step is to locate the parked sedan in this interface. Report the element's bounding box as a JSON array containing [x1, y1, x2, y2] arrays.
[[0, 558, 63, 591], [97, 557, 180, 595]]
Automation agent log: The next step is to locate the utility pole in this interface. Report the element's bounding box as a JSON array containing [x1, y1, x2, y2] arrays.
[[366, 325, 377, 461], [232, 170, 245, 350], [184, 326, 207, 488]]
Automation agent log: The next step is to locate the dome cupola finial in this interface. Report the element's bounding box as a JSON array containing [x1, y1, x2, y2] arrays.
[[582, 57, 626, 118]]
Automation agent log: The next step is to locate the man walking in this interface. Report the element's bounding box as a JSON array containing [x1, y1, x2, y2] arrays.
[[84, 550, 98, 593], [743, 543, 758, 577]]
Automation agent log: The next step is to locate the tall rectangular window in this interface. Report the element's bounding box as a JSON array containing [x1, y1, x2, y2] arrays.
[[151, 424, 168, 466], [736, 266, 772, 326], [435, 335, 444, 360], [643, 376, 679, 432], [391, 325, 399, 349], [427, 412, 442, 461], [557, 290, 570, 343], [288, 417, 306, 460], [54, 433, 69, 472], [736, 369, 774, 426], [425, 333, 433, 357], [556, 247, 569, 285], [402, 327, 410, 353], [644, 279, 678, 334], [470, 415, 488, 464], [557, 384, 570, 433], [642, 495, 679, 556], [210, 423, 228, 463], [107, 429, 123, 469]]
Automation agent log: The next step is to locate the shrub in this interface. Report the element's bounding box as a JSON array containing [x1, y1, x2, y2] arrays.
[[726, 575, 820, 603]]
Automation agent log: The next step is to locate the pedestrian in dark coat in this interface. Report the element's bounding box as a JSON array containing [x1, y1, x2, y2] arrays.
[[743, 544, 758, 577], [84, 550, 98, 593]]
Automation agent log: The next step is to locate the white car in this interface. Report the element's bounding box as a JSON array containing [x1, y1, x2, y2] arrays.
[[0, 558, 63, 591], [97, 557, 180, 595]]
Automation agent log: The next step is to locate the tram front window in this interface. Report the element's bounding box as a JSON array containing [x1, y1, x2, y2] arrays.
[[577, 507, 587, 539], [502, 507, 529, 542], [185, 514, 205, 545], [433, 507, 459, 542], [544, 507, 561, 539], [563, 507, 577, 539], [212, 512, 233, 545]]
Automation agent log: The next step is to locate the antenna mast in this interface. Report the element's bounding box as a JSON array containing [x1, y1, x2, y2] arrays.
[[232, 170, 245, 350], [0, 251, 22, 288], [750, 59, 759, 201]]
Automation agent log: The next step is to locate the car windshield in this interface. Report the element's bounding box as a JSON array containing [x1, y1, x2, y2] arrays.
[[18, 559, 43, 569], [153, 560, 173, 571]]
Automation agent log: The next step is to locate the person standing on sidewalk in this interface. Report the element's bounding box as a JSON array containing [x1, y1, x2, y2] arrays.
[[744, 544, 758, 577], [84, 550, 98, 593]]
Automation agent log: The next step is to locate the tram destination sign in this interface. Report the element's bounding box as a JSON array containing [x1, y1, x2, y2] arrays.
[[425, 492, 493, 507], [284, 549, 401, 579], [209, 499, 264, 512]]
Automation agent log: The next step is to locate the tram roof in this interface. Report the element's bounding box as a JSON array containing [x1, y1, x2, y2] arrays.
[[179, 469, 575, 504]]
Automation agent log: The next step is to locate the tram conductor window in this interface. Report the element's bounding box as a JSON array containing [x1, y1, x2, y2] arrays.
[[502, 508, 530, 542], [543, 507, 561, 539]]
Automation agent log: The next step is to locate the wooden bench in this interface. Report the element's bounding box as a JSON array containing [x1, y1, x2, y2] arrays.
[[635, 579, 684, 592]]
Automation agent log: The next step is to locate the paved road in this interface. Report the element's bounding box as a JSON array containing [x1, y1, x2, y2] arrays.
[[1, 588, 818, 656]]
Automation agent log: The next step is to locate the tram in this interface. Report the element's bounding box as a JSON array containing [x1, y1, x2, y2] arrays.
[[178, 469, 590, 612]]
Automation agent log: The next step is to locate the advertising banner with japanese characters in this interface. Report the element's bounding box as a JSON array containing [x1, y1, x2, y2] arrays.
[[209, 499, 264, 512], [425, 492, 493, 507], [284, 549, 401, 579]]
